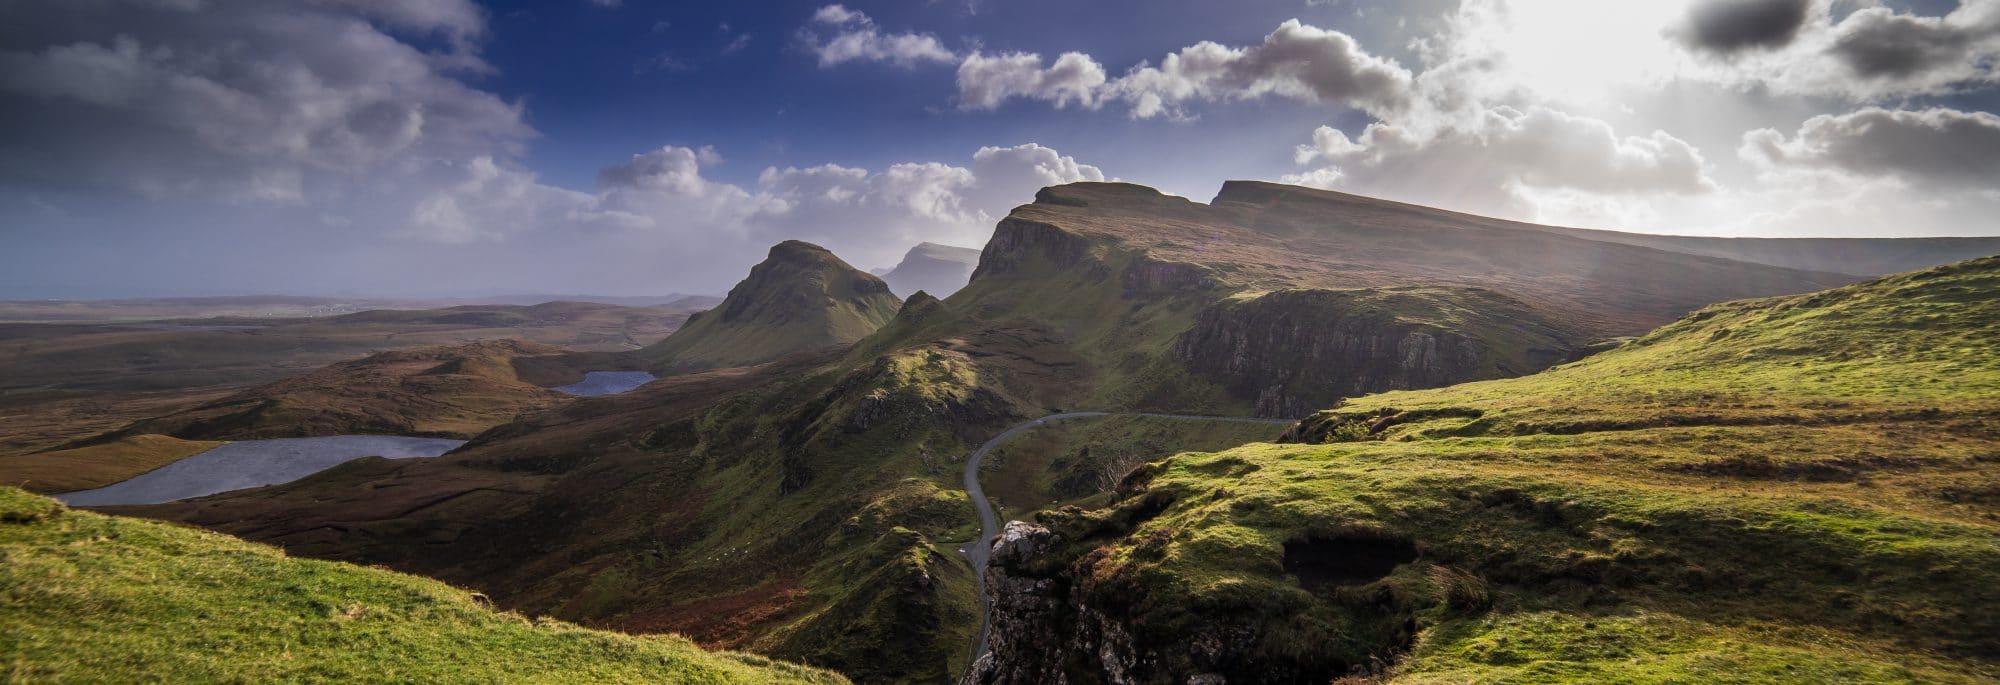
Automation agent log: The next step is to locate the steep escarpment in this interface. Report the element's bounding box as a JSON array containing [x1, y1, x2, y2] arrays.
[[1173, 287, 1585, 417], [644, 241, 901, 373], [1210, 180, 2000, 280], [971, 256, 2000, 684], [880, 242, 982, 298]]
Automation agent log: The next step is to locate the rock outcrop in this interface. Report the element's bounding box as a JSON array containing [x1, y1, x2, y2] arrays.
[[969, 519, 1294, 685]]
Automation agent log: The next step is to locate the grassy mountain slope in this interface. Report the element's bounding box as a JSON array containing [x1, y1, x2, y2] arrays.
[[106, 182, 1925, 682], [644, 241, 901, 373], [0, 488, 844, 683], [975, 256, 2000, 683]]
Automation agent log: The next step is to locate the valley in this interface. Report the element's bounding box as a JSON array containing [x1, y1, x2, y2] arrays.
[[6, 181, 1998, 683]]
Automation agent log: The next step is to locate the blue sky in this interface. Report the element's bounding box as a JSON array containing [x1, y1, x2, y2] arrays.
[[2, 0, 1997, 298], [477, 0, 1384, 195]]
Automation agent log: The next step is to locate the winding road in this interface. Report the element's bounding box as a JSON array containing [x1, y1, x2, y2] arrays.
[[957, 412, 1295, 678]]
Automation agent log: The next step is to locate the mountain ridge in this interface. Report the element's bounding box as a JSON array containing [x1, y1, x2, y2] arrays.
[[1213, 180, 2000, 277], [642, 241, 902, 373]]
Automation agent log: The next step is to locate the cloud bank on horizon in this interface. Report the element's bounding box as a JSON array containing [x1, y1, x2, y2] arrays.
[[1, 0, 1996, 297]]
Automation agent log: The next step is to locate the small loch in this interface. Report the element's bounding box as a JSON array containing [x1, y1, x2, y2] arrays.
[[553, 370, 656, 396], [57, 435, 466, 506]]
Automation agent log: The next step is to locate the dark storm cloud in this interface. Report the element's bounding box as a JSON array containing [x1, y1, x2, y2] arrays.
[[1829, 5, 1999, 80], [1675, 0, 1813, 54], [1744, 107, 2000, 186], [0, 0, 526, 200]]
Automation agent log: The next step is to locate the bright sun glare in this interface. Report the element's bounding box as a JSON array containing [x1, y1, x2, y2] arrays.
[[1471, 0, 1694, 104]]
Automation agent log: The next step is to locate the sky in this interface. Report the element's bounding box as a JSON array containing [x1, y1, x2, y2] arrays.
[[2, 0, 1997, 298]]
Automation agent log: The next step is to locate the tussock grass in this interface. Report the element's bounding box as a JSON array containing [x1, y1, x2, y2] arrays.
[[0, 488, 846, 683]]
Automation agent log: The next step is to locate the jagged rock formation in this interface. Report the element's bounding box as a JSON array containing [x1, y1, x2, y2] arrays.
[[879, 242, 982, 299], [643, 241, 901, 373], [1172, 287, 1584, 417]]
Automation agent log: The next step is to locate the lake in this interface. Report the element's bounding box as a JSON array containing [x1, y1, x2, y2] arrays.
[[553, 370, 656, 396], [57, 435, 466, 506]]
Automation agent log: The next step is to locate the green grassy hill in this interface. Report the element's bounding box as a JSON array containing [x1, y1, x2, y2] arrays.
[[977, 255, 2000, 683], [0, 487, 844, 683], [643, 241, 901, 373]]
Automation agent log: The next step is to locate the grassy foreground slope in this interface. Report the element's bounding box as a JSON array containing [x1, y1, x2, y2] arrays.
[[0, 488, 844, 683], [987, 256, 2000, 683]]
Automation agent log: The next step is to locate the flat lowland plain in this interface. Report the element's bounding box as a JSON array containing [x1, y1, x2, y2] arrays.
[[0, 301, 694, 489]]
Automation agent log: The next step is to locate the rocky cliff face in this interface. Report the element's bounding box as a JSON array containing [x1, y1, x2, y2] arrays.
[[969, 518, 1333, 685], [1172, 287, 1583, 418], [971, 217, 1096, 282]]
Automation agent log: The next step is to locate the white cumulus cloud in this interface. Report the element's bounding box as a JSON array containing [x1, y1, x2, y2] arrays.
[[801, 4, 957, 68]]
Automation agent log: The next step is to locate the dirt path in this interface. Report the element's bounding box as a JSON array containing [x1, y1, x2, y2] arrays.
[[957, 412, 1294, 680]]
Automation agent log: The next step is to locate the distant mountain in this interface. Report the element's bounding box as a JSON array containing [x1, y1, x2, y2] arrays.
[[641, 241, 902, 373], [878, 242, 983, 298], [662, 294, 725, 309], [0, 294, 720, 324], [451, 293, 723, 308]]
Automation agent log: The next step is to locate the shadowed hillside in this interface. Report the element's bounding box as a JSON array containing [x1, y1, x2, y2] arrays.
[[644, 241, 902, 373], [972, 256, 2000, 683]]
